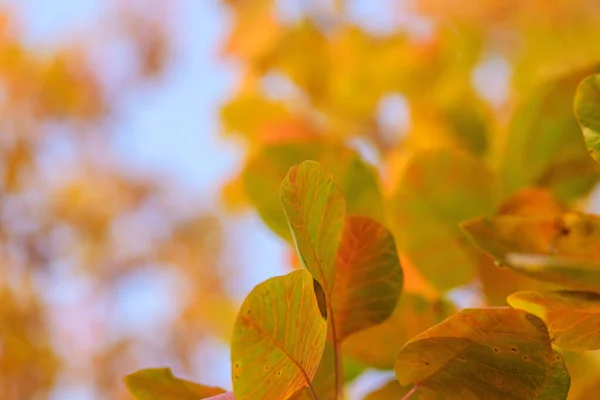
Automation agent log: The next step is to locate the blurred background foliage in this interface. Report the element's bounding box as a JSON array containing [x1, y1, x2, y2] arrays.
[[4, 0, 600, 399]]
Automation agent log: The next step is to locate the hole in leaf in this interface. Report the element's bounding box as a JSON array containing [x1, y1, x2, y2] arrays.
[[313, 279, 328, 319]]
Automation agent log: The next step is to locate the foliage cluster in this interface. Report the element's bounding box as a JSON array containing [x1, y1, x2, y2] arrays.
[[125, 75, 600, 400], [124, 1, 600, 399]]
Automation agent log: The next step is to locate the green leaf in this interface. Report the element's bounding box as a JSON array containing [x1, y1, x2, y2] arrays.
[[508, 290, 600, 351], [124, 368, 225, 399], [363, 380, 418, 400], [231, 270, 327, 400], [244, 139, 382, 241], [280, 160, 345, 288], [343, 293, 455, 369], [575, 73, 600, 164], [501, 66, 599, 201], [535, 350, 570, 400], [395, 308, 553, 400], [461, 213, 600, 290], [391, 147, 495, 291]]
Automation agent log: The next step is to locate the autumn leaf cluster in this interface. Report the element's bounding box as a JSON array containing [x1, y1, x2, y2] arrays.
[[126, 1, 600, 399]]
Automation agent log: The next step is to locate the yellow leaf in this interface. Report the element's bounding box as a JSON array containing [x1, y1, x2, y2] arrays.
[[231, 270, 327, 400], [462, 212, 600, 291], [508, 290, 600, 351], [124, 368, 225, 399]]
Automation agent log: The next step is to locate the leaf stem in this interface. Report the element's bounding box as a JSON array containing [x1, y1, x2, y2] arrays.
[[328, 303, 343, 400], [400, 385, 418, 400], [333, 334, 342, 400], [307, 382, 319, 400]]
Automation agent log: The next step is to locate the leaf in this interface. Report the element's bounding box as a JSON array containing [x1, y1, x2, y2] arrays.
[[461, 212, 600, 290], [244, 139, 382, 241], [280, 161, 403, 398], [478, 188, 565, 306], [391, 147, 495, 291], [500, 66, 599, 201], [497, 188, 565, 217], [268, 21, 329, 102], [535, 350, 570, 400], [363, 380, 418, 400], [332, 216, 404, 339], [281, 161, 403, 341], [343, 293, 455, 369], [406, 94, 490, 157], [289, 342, 367, 400], [508, 290, 600, 351], [221, 0, 279, 62], [231, 270, 327, 400], [574, 73, 600, 164], [280, 160, 346, 287], [220, 92, 291, 141], [124, 368, 225, 399], [324, 27, 408, 126], [395, 308, 553, 400], [572, 377, 600, 400]]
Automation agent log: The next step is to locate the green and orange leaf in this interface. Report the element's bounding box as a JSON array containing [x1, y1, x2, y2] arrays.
[[124, 368, 225, 399], [536, 350, 570, 400], [231, 270, 327, 400], [343, 293, 455, 369], [280, 160, 403, 342], [395, 308, 555, 400]]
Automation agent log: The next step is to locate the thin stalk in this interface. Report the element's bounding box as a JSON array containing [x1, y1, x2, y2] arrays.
[[307, 382, 319, 400], [328, 303, 343, 400], [401, 385, 418, 400]]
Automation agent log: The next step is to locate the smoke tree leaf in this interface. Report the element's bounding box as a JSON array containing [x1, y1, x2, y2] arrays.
[[124, 368, 225, 399], [280, 160, 346, 288], [391, 147, 495, 291], [508, 290, 600, 351], [395, 308, 554, 400], [343, 293, 455, 369], [501, 67, 599, 201], [231, 270, 327, 400], [535, 350, 570, 400], [574, 73, 600, 164], [288, 343, 366, 400], [280, 160, 403, 342], [461, 213, 600, 290], [476, 188, 565, 306], [363, 380, 418, 400], [332, 215, 404, 339], [244, 139, 382, 241]]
